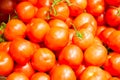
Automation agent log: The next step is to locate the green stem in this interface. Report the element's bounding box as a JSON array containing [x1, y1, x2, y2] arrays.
[[117, 9, 120, 16]]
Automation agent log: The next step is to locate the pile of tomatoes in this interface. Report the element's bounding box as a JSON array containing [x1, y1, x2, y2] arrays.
[[0, 0, 120, 80]]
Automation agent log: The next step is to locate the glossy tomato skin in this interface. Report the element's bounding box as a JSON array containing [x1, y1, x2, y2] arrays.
[[16, 1, 36, 22], [107, 31, 120, 52], [58, 44, 83, 69], [50, 65, 76, 80], [26, 18, 50, 43], [31, 72, 50, 80], [0, 42, 11, 53], [7, 72, 29, 80], [50, 2, 70, 21], [4, 19, 27, 41], [9, 38, 34, 65], [31, 48, 56, 72], [73, 13, 97, 29], [69, 0, 87, 17], [44, 27, 69, 51], [105, 0, 120, 6], [14, 62, 35, 78], [86, 0, 105, 16], [36, 0, 52, 8], [0, 51, 14, 76], [80, 66, 108, 80], [105, 7, 120, 27]]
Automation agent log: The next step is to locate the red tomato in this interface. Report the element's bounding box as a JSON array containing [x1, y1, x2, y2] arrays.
[[58, 44, 83, 69], [0, 51, 14, 76], [44, 27, 69, 51], [86, 0, 105, 16], [73, 13, 97, 29], [9, 38, 34, 65], [16, 1, 36, 22], [105, 0, 120, 6], [72, 29, 94, 51], [80, 66, 108, 80], [95, 13, 105, 26], [31, 72, 50, 80], [4, 19, 27, 41], [36, 0, 52, 7], [105, 7, 120, 27], [84, 44, 108, 66], [0, 41, 11, 52], [68, 0, 87, 17], [50, 65, 76, 80], [31, 48, 56, 72], [7, 72, 29, 80], [14, 62, 35, 78], [26, 18, 50, 43]]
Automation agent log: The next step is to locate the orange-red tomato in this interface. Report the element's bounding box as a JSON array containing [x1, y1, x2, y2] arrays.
[[4, 19, 27, 41], [31, 72, 50, 80], [14, 62, 35, 78], [31, 48, 56, 72], [0, 51, 14, 76], [58, 44, 83, 69], [44, 27, 69, 51], [50, 64, 76, 80], [7, 72, 29, 80], [26, 18, 50, 43], [0, 41, 11, 52], [9, 38, 34, 65]]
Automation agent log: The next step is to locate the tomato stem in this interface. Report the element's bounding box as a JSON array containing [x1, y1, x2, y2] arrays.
[[72, 24, 82, 38], [117, 9, 120, 16]]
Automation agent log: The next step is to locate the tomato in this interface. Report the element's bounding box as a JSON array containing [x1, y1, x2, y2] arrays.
[[0, 0, 16, 14], [58, 44, 83, 69], [49, 19, 69, 29], [65, 17, 73, 28], [0, 51, 14, 76], [109, 77, 120, 80], [86, 0, 105, 16], [93, 36, 103, 45], [44, 27, 69, 51], [50, 2, 70, 21], [9, 38, 34, 65], [4, 19, 27, 41], [0, 41, 11, 52], [95, 13, 105, 26], [67, 29, 75, 45], [80, 66, 108, 80], [107, 30, 120, 52], [31, 72, 50, 80], [95, 25, 106, 36], [68, 0, 87, 17], [14, 62, 35, 78], [105, 7, 120, 27], [50, 64, 76, 80], [73, 13, 97, 29], [16, 1, 36, 22], [105, 0, 120, 6], [84, 44, 108, 66], [7, 72, 29, 80], [36, 0, 52, 8], [72, 29, 94, 51], [31, 48, 56, 72], [35, 6, 50, 20], [26, 18, 50, 43]]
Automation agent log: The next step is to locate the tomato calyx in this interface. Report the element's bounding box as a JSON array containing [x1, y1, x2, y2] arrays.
[[51, 0, 62, 15], [117, 9, 120, 16], [0, 22, 6, 42]]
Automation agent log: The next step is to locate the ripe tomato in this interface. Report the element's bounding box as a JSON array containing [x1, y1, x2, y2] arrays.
[[105, 7, 120, 27], [58, 44, 83, 69], [50, 2, 69, 21], [48, 19, 69, 29], [95, 13, 105, 26], [35, 6, 50, 20], [0, 0, 16, 14], [67, 29, 75, 45], [107, 30, 120, 52], [31, 72, 50, 80], [80, 66, 108, 80], [105, 0, 120, 6], [36, 0, 52, 8], [95, 25, 106, 36], [44, 27, 69, 51], [14, 62, 35, 78], [7, 72, 29, 80], [4, 19, 27, 41], [84, 44, 108, 66], [0, 41, 11, 52], [26, 18, 50, 43], [86, 0, 105, 16], [50, 64, 76, 80], [0, 51, 14, 76], [68, 0, 87, 17], [109, 77, 120, 80], [31, 48, 56, 72], [72, 29, 94, 51], [9, 38, 34, 65], [16, 1, 36, 22]]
